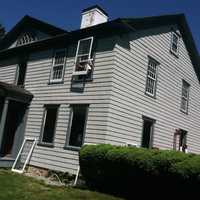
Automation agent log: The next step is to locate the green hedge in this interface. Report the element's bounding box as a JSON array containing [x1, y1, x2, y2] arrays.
[[79, 144, 200, 196]]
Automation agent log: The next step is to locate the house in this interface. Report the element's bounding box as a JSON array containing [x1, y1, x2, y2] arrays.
[[0, 5, 200, 174]]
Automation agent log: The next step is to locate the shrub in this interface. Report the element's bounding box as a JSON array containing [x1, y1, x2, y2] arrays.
[[79, 144, 200, 197]]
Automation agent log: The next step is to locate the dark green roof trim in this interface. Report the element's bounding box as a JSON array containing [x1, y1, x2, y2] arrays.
[[0, 81, 33, 103], [0, 15, 68, 50]]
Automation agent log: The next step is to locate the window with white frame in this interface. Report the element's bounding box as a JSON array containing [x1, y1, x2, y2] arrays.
[[181, 80, 190, 113], [170, 32, 179, 56], [73, 37, 94, 76], [50, 50, 66, 83], [145, 58, 159, 97]]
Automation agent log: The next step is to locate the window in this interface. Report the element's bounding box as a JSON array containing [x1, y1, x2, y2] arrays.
[[141, 116, 155, 148], [174, 129, 187, 152], [50, 50, 66, 83], [181, 80, 190, 113], [170, 32, 179, 56], [15, 62, 27, 86], [16, 32, 36, 46], [179, 130, 187, 152], [40, 105, 59, 145], [66, 105, 88, 148], [145, 58, 159, 97], [73, 37, 94, 76]]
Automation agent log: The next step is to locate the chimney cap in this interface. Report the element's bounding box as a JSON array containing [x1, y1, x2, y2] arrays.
[[82, 5, 108, 17]]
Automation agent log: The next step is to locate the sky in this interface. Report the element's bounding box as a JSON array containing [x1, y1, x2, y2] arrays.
[[0, 0, 200, 51]]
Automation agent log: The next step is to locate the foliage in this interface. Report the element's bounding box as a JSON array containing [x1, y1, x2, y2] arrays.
[[79, 144, 200, 197]]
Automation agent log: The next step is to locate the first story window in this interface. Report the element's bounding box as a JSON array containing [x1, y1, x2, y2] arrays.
[[180, 80, 190, 113], [173, 129, 187, 153], [15, 62, 27, 86], [40, 105, 59, 145], [141, 116, 155, 148], [50, 50, 66, 83], [66, 105, 89, 148], [145, 57, 159, 97]]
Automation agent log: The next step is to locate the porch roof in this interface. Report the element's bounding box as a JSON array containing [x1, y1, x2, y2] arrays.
[[0, 81, 33, 103]]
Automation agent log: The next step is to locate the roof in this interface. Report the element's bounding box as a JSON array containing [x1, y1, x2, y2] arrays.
[[0, 15, 68, 50], [82, 5, 108, 16], [0, 14, 199, 81], [0, 81, 33, 103]]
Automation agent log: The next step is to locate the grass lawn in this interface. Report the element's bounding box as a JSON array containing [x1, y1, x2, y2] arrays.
[[0, 169, 123, 200]]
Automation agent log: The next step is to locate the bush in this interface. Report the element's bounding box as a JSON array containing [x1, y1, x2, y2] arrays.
[[79, 144, 200, 197]]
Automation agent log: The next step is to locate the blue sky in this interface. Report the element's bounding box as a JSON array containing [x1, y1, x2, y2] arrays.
[[0, 0, 200, 51]]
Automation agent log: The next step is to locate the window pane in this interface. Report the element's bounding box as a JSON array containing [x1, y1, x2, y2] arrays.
[[181, 81, 189, 112], [69, 105, 88, 147], [53, 65, 64, 80], [17, 62, 27, 86], [78, 39, 92, 55], [54, 51, 65, 65], [42, 107, 58, 143], [142, 119, 154, 148], [171, 32, 179, 54], [145, 59, 158, 96]]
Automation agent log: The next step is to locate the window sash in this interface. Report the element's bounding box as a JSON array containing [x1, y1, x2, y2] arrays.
[[171, 32, 179, 54], [145, 59, 158, 96], [74, 37, 93, 72], [50, 50, 66, 82], [66, 105, 89, 149], [40, 105, 59, 145], [181, 81, 190, 112]]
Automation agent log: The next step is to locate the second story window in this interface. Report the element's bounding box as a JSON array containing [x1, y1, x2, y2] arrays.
[[73, 37, 94, 76], [15, 62, 27, 87], [170, 31, 179, 56], [145, 57, 159, 97], [181, 80, 190, 113], [50, 50, 66, 83]]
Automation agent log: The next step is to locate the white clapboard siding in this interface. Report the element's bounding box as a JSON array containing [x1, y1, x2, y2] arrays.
[[106, 25, 200, 153], [24, 36, 115, 173], [0, 64, 17, 84]]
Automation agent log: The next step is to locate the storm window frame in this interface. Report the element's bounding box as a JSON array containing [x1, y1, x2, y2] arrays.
[[49, 49, 66, 83], [145, 57, 159, 97]]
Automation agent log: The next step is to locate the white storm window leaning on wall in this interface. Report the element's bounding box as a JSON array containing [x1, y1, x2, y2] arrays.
[[181, 80, 190, 113], [170, 32, 179, 56], [50, 50, 66, 83], [145, 58, 159, 97], [73, 37, 94, 76]]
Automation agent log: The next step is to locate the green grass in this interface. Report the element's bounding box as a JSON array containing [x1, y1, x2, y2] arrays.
[[0, 169, 123, 200]]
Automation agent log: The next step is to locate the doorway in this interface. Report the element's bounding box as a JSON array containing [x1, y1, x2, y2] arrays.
[[0, 100, 26, 157]]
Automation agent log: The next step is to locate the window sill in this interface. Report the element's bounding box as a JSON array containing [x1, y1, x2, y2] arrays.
[[72, 77, 93, 83], [145, 92, 156, 99], [170, 49, 179, 58], [37, 142, 54, 148], [180, 109, 188, 115], [48, 80, 64, 85], [64, 146, 81, 152]]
